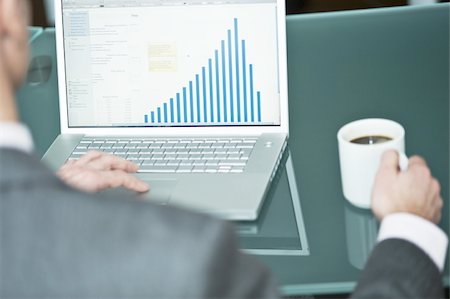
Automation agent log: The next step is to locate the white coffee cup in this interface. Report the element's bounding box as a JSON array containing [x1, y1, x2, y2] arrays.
[[337, 118, 408, 209]]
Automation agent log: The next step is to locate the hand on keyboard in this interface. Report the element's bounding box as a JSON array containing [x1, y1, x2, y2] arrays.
[[57, 151, 149, 193]]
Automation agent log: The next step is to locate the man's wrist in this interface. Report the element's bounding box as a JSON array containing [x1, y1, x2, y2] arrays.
[[378, 213, 448, 271]]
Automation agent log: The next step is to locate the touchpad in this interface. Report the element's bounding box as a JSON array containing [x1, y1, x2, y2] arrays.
[[98, 179, 177, 205], [137, 179, 178, 205]]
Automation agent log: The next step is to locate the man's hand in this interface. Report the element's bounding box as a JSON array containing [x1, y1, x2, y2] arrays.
[[57, 151, 150, 193], [372, 150, 443, 224]]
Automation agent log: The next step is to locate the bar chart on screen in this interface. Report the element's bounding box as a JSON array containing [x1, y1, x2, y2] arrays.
[[144, 18, 263, 126], [64, 2, 279, 127]]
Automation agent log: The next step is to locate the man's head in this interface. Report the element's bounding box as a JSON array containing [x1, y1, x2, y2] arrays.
[[0, 0, 31, 89]]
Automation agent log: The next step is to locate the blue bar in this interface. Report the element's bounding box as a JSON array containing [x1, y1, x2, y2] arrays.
[[202, 67, 207, 122], [196, 74, 200, 123], [215, 50, 221, 122], [250, 64, 254, 122], [144, 114, 148, 123], [242, 40, 248, 122], [189, 81, 194, 123], [257, 91, 261, 122], [157, 107, 161, 123], [151, 111, 155, 123], [208, 58, 214, 123], [170, 98, 174, 122], [234, 18, 241, 122], [176, 93, 181, 123], [221, 40, 227, 122], [183, 87, 187, 123], [163, 103, 168, 123], [227, 29, 234, 122]]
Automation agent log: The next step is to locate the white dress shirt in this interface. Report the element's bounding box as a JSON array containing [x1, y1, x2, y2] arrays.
[[0, 123, 448, 271]]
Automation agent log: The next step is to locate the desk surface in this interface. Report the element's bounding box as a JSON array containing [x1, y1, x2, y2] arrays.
[[19, 3, 449, 296]]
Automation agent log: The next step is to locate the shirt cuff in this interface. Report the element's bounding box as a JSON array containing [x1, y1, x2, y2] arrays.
[[0, 123, 34, 153], [378, 213, 448, 271]]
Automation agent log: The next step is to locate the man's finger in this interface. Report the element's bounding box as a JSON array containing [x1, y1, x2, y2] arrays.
[[105, 170, 149, 193], [74, 150, 104, 166], [408, 155, 428, 169], [87, 153, 139, 172], [378, 150, 400, 172]]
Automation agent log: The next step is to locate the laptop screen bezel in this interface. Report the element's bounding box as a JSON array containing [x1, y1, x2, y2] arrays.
[[54, 0, 289, 136]]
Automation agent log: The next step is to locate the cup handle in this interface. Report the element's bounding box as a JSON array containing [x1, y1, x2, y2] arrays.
[[399, 151, 409, 172]]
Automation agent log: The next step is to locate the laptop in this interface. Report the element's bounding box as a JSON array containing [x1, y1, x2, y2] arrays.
[[43, 0, 289, 220]]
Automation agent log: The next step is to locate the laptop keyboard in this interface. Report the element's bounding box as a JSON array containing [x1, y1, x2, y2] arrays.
[[68, 137, 257, 173]]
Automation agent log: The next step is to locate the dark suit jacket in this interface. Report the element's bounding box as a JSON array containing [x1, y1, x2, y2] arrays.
[[0, 149, 444, 298]]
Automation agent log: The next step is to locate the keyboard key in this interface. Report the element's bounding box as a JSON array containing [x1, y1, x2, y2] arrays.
[[193, 160, 205, 166], [201, 149, 214, 154], [154, 160, 167, 166], [174, 142, 189, 148], [192, 166, 205, 173], [177, 166, 193, 173], [152, 149, 165, 154], [227, 154, 241, 160], [218, 165, 232, 170], [164, 149, 177, 154], [139, 155, 152, 160], [230, 167, 245, 173], [219, 160, 246, 166], [72, 151, 87, 155], [176, 149, 189, 154], [167, 160, 181, 166], [189, 149, 202, 154], [139, 166, 177, 173], [189, 154, 202, 160], [205, 160, 219, 166], [215, 154, 228, 160], [227, 149, 240, 154], [180, 160, 193, 166], [237, 144, 254, 149], [214, 149, 227, 154], [177, 154, 190, 160]]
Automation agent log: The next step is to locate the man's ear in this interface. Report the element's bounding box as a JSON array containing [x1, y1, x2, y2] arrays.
[[0, 0, 30, 89]]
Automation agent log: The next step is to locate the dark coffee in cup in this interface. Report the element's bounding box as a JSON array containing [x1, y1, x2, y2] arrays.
[[350, 135, 393, 145]]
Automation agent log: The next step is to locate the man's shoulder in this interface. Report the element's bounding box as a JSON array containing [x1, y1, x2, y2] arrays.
[[0, 148, 229, 245]]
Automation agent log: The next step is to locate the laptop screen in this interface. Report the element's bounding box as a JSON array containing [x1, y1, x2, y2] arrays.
[[61, 0, 281, 128]]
